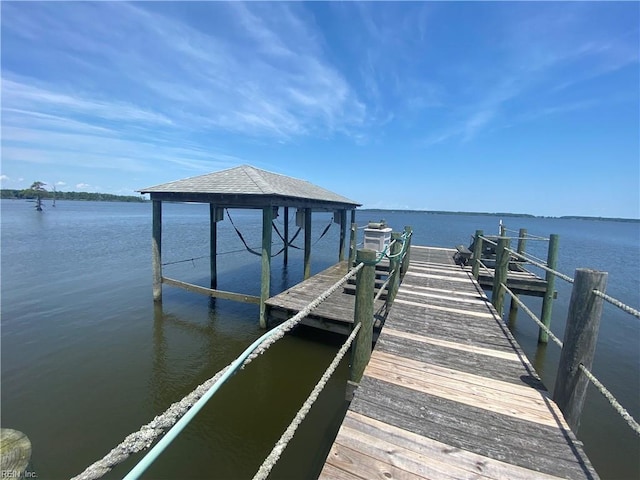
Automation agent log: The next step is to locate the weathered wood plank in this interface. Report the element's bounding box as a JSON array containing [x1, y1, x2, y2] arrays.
[[162, 277, 261, 304]]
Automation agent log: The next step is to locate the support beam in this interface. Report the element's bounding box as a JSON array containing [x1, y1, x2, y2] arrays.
[[209, 205, 218, 291], [491, 236, 510, 317], [350, 249, 376, 383], [539, 234, 559, 343], [553, 268, 607, 432], [471, 230, 484, 280], [283, 206, 289, 267], [152, 200, 162, 302], [338, 209, 347, 262], [508, 228, 527, 328], [348, 223, 357, 268], [304, 207, 312, 280], [260, 206, 273, 328]]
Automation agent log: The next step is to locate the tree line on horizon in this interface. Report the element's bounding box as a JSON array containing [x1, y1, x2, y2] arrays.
[[1, 184, 146, 203]]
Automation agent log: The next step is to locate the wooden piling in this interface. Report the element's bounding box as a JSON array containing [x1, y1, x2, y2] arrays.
[[491, 236, 510, 317], [553, 268, 607, 432], [338, 209, 347, 262], [387, 232, 402, 309], [350, 249, 376, 384], [209, 205, 218, 290], [152, 200, 162, 302], [471, 230, 483, 279], [348, 223, 357, 267], [508, 228, 527, 327], [539, 234, 559, 343], [283, 207, 289, 266], [304, 208, 312, 280], [400, 226, 412, 279], [260, 206, 273, 328]]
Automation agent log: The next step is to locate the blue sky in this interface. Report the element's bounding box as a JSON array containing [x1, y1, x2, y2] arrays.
[[1, 2, 638, 218]]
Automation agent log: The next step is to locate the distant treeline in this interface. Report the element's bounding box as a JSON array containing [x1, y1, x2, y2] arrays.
[[360, 209, 639, 223], [1, 189, 146, 203]]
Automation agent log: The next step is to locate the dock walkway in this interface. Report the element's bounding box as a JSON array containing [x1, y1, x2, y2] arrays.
[[320, 245, 598, 480]]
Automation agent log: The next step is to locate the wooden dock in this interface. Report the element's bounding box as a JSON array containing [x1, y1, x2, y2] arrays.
[[319, 245, 598, 480], [266, 262, 389, 336]]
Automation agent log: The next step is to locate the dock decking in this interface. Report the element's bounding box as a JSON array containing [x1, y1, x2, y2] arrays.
[[319, 245, 598, 480], [265, 262, 388, 336]]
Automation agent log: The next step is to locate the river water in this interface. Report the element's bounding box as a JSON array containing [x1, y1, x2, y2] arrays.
[[1, 200, 638, 479]]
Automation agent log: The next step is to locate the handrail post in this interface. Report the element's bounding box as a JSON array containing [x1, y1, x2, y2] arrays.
[[348, 223, 357, 267], [471, 230, 483, 279], [491, 236, 510, 317], [553, 268, 607, 432], [152, 200, 162, 302], [350, 249, 376, 384], [400, 226, 412, 279], [508, 228, 527, 327], [539, 234, 559, 343], [386, 233, 402, 310]]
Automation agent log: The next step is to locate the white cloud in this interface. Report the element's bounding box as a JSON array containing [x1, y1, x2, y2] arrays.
[[76, 183, 90, 189], [56, 181, 66, 186], [0, 175, 9, 181]]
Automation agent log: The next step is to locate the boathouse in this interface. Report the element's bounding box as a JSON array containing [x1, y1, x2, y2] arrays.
[[139, 165, 361, 327]]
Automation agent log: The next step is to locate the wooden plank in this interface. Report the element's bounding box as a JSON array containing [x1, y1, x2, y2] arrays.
[[162, 277, 261, 304], [394, 298, 497, 319], [382, 328, 521, 362], [342, 412, 565, 480]]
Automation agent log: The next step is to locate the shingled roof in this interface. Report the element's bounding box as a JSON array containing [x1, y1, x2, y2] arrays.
[[139, 165, 361, 210]]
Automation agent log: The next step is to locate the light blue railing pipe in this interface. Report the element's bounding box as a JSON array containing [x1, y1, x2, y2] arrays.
[[123, 327, 281, 480]]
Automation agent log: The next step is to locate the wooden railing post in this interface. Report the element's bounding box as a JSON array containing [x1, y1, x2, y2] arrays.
[[400, 226, 412, 279], [508, 228, 527, 327], [350, 249, 376, 384], [386, 233, 402, 310], [471, 230, 484, 279], [539, 234, 559, 343], [553, 268, 607, 432], [491, 236, 510, 317], [348, 223, 357, 267]]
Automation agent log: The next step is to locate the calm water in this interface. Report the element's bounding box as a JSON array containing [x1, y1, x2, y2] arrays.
[[1, 200, 638, 479]]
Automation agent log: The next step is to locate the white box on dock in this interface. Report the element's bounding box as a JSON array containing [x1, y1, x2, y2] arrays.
[[364, 226, 392, 253]]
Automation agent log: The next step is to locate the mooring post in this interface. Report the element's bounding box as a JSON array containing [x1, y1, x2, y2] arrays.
[[539, 234, 560, 343], [350, 249, 376, 384], [209, 205, 218, 291], [348, 222, 357, 267], [400, 226, 412, 279], [553, 268, 607, 432], [471, 230, 484, 279], [259, 206, 273, 328], [303, 208, 312, 280], [508, 228, 527, 327], [338, 209, 347, 262], [152, 200, 162, 302], [283, 206, 289, 267], [386, 232, 402, 310], [491, 236, 510, 317]]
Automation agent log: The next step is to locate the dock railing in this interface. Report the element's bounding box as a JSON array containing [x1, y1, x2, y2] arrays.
[[72, 226, 413, 480], [472, 230, 639, 436]]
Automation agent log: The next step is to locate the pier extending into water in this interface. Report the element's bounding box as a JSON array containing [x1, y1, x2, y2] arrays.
[[320, 245, 598, 479], [70, 221, 639, 480]]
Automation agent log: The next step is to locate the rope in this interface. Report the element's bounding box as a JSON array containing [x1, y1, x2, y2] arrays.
[[227, 209, 262, 257], [252, 323, 362, 480], [506, 248, 575, 284], [374, 270, 395, 304], [479, 235, 498, 246], [578, 364, 640, 436], [592, 290, 640, 319], [72, 263, 364, 480], [476, 259, 492, 275], [502, 283, 564, 348]]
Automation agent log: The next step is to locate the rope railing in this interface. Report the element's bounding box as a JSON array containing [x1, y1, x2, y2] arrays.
[[505, 247, 575, 284], [252, 323, 362, 480], [374, 269, 395, 304], [478, 235, 498, 246], [476, 258, 493, 275], [577, 364, 640, 436], [72, 263, 365, 480], [501, 282, 563, 348], [593, 290, 640, 319]]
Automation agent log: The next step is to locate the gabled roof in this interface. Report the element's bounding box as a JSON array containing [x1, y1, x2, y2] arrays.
[[139, 165, 360, 209]]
